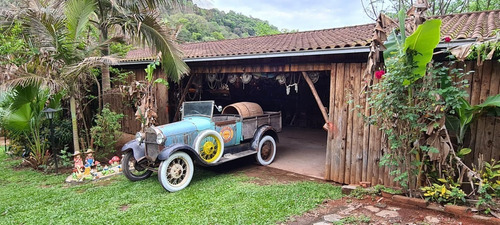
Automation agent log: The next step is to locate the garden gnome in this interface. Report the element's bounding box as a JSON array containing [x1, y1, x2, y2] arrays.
[[73, 150, 83, 172], [111, 156, 120, 167], [85, 149, 95, 167]]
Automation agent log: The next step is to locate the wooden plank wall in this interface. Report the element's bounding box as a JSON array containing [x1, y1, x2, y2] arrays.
[[115, 60, 499, 185], [326, 60, 500, 186], [466, 61, 500, 167], [108, 68, 169, 134]]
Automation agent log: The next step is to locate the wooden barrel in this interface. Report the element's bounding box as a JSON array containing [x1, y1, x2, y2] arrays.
[[222, 102, 263, 117]]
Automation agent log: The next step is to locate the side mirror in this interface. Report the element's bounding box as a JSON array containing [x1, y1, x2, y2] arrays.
[[216, 105, 222, 112]]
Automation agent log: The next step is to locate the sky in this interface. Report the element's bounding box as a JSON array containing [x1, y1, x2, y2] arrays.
[[193, 0, 374, 31]]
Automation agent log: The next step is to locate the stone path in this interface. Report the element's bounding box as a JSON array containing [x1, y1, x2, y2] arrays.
[[312, 202, 443, 225]]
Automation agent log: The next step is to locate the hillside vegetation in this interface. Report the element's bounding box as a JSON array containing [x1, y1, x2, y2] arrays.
[[165, 3, 290, 43]]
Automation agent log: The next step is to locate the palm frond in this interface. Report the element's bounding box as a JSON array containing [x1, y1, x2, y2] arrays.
[[65, 0, 96, 41], [20, 1, 67, 50], [111, 0, 176, 14], [63, 56, 118, 78], [134, 14, 189, 82], [1, 73, 68, 94]]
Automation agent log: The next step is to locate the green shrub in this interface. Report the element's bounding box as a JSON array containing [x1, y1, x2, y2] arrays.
[[90, 105, 124, 160], [421, 182, 466, 204]]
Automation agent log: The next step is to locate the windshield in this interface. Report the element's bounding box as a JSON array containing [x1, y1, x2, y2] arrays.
[[182, 101, 214, 118]]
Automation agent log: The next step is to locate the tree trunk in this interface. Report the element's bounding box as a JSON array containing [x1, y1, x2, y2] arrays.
[[101, 65, 111, 92], [100, 26, 111, 105], [70, 96, 80, 153], [101, 65, 111, 106]]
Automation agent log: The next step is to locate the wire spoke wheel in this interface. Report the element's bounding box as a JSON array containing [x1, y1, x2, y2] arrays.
[[194, 130, 224, 164], [122, 151, 153, 181], [167, 157, 188, 185], [158, 152, 194, 192], [199, 135, 221, 162]]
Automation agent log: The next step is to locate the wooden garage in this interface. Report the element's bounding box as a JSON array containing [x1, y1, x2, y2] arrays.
[[116, 10, 500, 185]]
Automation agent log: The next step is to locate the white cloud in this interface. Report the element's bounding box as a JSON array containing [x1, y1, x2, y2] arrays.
[[194, 0, 374, 31]]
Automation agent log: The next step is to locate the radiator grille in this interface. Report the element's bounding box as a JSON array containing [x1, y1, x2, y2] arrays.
[[146, 132, 156, 143]]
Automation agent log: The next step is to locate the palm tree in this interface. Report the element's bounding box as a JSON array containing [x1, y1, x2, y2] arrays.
[[92, 0, 189, 101], [1, 0, 116, 154]]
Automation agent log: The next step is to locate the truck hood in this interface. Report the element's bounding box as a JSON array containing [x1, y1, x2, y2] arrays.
[[156, 116, 212, 137]]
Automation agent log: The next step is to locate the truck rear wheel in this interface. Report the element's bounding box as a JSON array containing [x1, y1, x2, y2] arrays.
[[256, 135, 276, 165], [158, 152, 194, 192], [122, 151, 153, 181]]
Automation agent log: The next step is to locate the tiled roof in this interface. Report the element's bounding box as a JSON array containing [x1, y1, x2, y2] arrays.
[[181, 23, 375, 59], [123, 10, 500, 62], [433, 10, 500, 40]]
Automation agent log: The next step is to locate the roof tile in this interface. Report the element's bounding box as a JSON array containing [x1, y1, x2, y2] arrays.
[[124, 10, 500, 61]]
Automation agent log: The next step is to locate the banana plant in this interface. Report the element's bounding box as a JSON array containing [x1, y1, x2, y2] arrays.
[[2, 84, 62, 167], [446, 94, 500, 146]]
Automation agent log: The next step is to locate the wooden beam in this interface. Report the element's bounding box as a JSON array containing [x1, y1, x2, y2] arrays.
[[301, 72, 329, 129], [173, 74, 196, 122]]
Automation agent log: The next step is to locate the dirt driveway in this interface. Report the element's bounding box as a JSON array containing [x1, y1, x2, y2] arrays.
[[218, 160, 490, 225]]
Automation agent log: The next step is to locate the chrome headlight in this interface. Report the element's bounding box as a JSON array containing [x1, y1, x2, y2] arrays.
[[156, 132, 165, 145], [135, 132, 144, 142]]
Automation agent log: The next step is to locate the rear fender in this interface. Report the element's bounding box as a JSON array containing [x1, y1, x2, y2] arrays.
[[251, 125, 279, 150], [157, 144, 210, 166], [121, 140, 145, 160]]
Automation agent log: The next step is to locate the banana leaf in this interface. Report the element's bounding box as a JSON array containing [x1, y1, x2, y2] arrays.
[[404, 19, 442, 78]]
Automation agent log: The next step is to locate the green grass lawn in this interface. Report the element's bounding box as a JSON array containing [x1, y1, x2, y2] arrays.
[[0, 151, 341, 225]]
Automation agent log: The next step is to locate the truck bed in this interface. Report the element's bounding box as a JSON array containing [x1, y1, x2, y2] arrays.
[[241, 111, 282, 140]]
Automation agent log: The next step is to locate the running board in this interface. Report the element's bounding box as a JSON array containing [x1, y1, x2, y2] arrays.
[[215, 150, 257, 164]]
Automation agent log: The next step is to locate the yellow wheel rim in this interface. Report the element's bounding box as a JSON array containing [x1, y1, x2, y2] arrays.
[[199, 134, 222, 163]]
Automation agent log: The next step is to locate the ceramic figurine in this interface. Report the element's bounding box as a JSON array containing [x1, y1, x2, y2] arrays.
[[84, 163, 91, 175], [102, 165, 109, 175], [110, 156, 120, 166], [85, 149, 95, 167], [73, 150, 84, 172]]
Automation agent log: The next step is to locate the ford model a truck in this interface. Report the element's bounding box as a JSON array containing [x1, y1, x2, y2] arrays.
[[121, 101, 281, 192]]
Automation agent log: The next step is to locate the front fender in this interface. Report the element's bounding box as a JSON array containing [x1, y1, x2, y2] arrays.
[[121, 140, 145, 160], [251, 125, 279, 150], [157, 144, 211, 166]]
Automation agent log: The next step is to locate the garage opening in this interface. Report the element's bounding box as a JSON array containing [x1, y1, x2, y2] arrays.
[[177, 71, 331, 179]]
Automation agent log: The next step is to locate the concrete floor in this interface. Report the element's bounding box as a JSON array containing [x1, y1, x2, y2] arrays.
[[270, 127, 327, 179]]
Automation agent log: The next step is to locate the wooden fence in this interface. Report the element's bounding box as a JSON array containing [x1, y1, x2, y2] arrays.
[[325, 60, 500, 185], [463, 60, 500, 168]]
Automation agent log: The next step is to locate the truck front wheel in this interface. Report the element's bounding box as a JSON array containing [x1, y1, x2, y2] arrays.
[[122, 151, 153, 181], [256, 135, 276, 166], [158, 152, 194, 192]]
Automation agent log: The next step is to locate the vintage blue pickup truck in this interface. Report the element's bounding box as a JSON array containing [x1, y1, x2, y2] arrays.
[[121, 101, 282, 192]]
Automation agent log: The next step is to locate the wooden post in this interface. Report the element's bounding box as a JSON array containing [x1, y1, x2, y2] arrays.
[[301, 71, 330, 130], [325, 65, 337, 180], [173, 74, 196, 122]]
